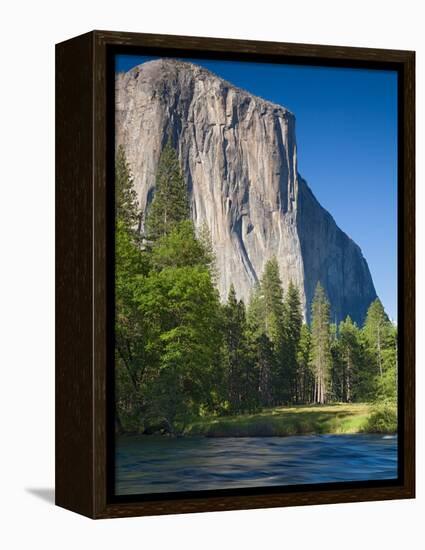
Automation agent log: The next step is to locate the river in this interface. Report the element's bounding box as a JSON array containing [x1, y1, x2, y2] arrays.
[[115, 433, 397, 495]]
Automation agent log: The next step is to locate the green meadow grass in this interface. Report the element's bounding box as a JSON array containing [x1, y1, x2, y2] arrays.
[[182, 403, 374, 437]]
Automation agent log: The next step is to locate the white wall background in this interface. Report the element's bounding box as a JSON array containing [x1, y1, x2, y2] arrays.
[[0, 1, 423, 547]]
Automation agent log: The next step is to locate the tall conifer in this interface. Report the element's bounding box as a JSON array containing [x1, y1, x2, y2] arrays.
[[115, 144, 141, 232], [283, 281, 303, 402], [310, 282, 332, 404], [145, 138, 190, 239]]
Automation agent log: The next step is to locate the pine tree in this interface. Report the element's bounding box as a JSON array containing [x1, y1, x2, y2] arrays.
[[363, 299, 397, 402], [310, 282, 332, 404], [363, 298, 392, 379], [249, 333, 276, 408], [262, 258, 286, 403], [222, 285, 250, 412], [337, 316, 363, 402], [329, 322, 342, 401], [297, 324, 313, 403], [198, 222, 218, 283], [261, 257, 285, 344], [145, 139, 190, 239], [246, 283, 265, 337], [283, 281, 303, 402], [246, 258, 286, 405], [375, 324, 398, 403], [115, 145, 140, 232]]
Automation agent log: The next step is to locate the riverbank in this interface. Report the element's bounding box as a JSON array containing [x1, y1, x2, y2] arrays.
[[182, 403, 382, 437]]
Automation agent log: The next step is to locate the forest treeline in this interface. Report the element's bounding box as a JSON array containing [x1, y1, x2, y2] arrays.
[[115, 142, 398, 434]]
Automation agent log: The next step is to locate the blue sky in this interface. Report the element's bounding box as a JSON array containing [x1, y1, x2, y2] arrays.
[[116, 55, 398, 321]]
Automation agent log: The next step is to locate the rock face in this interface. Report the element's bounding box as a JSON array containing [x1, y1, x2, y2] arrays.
[[116, 59, 376, 324]]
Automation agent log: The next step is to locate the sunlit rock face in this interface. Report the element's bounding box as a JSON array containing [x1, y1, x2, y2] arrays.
[[116, 58, 376, 324]]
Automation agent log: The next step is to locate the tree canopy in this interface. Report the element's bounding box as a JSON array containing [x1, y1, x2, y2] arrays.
[[115, 145, 398, 434]]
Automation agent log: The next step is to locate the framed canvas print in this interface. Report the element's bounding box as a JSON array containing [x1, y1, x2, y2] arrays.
[[55, 30, 415, 519]]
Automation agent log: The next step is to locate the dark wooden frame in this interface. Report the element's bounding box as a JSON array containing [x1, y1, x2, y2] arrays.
[[56, 30, 415, 519]]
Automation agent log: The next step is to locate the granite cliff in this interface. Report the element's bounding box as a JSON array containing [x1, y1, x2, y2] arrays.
[[116, 59, 376, 324]]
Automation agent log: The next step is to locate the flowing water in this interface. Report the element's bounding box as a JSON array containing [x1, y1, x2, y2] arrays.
[[115, 433, 397, 495]]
